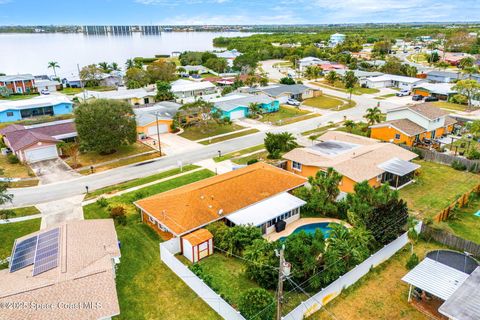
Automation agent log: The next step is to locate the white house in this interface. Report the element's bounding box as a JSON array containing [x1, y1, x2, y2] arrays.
[[298, 57, 329, 72], [35, 79, 61, 93], [75, 87, 157, 106], [170, 79, 217, 99], [329, 33, 346, 46], [365, 74, 425, 91]]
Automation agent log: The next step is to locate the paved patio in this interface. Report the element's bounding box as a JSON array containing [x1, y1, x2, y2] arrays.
[[265, 217, 350, 242]]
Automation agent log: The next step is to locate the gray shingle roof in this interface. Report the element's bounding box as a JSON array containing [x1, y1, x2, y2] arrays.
[[0, 74, 35, 82], [261, 84, 310, 97], [134, 101, 182, 126], [212, 93, 273, 112]]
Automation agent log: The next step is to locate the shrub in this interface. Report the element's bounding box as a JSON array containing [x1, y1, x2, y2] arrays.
[[411, 147, 424, 159], [246, 159, 258, 165], [132, 190, 147, 201], [451, 160, 467, 171], [467, 149, 480, 160], [7, 154, 19, 164], [406, 253, 419, 270], [109, 206, 127, 225], [189, 263, 214, 289], [449, 94, 468, 105], [96, 197, 109, 207], [239, 288, 274, 320]]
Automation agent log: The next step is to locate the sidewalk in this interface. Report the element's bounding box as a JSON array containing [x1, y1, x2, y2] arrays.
[[195, 127, 256, 143], [0, 213, 42, 224]]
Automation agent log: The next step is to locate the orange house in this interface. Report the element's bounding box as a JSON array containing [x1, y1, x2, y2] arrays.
[[370, 103, 457, 147], [134, 102, 181, 138], [283, 131, 420, 193], [0, 74, 36, 94]]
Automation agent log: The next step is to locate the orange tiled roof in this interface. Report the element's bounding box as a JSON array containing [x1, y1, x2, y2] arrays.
[[182, 228, 213, 246], [135, 162, 306, 236]]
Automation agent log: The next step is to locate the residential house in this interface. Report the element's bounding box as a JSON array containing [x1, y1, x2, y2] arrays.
[[76, 87, 157, 106], [214, 49, 241, 67], [61, 75, 82, 88], [443, 52, 470, 66], [425, 70, 463, 83], [298, 57, 329, 72], [329, 33, 346, 46], [283, 131, 420, 192], [135, 101, 182, 138], [134, 162, 307, 246], [0, 119, 77, 163], [402, 249, 480, 320], [0, 74, 36, 94], [365, 74, 426, 91], [170, 79, 217, 100], [178, 65, 210, 76], [370, 103, 457, 146], [100, 71, 124, 87], [0, 95, 73, 123], [260, 84, 318, 103], [412, 83, 458, 101], [333, 69, 384, 86], [210, 93, 279, 120], [319, 63, 347, 72], [35, 79, 61, 93], [0, 219, 121, 320]]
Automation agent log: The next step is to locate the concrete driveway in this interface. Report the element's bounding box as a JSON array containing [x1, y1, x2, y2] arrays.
[[29, 158, 81, 185], [145, 133, 203, 156]]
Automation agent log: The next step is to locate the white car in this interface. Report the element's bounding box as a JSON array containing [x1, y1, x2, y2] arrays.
[[40, 89, 50, 95], [396, 90, 410, 97], [286, 98, 300, 106]]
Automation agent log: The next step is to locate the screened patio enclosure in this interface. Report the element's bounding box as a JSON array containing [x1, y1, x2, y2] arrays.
[[378, 157, 420, 189]]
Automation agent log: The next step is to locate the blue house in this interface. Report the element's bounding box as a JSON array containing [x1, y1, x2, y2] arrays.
[[211, 93, 279, 120], [0, 95, 74, 123]]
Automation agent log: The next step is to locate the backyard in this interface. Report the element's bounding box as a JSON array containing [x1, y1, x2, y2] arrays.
[[399, 160, 480, 219], [83, 169, 220, 320], [311, 240, 444, 320], [179, 121, 245, 141]]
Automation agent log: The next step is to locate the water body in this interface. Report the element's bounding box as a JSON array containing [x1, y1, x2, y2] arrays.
[[0, 32, 256, 76]]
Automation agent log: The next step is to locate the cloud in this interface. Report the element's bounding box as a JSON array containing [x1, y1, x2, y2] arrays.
[[156, 13, 306, 25]]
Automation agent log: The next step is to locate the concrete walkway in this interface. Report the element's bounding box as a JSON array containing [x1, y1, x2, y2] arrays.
[[37, 194, 85, 229], [194, 159, 235, 175], [0, 213, 42, 224]]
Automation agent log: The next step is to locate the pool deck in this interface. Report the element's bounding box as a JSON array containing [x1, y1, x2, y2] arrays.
[[264, 217, 351, 242]]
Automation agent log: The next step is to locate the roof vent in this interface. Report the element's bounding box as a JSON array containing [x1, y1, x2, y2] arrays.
[[200, 195, 205, 200], [208, 205, 213, 209], [218, 209, 224, 216]]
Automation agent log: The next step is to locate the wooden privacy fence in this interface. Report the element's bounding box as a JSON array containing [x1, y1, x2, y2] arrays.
[[400, 145, 480, 173], [421, 224, 480, 257], [435, 184, 480, 222]]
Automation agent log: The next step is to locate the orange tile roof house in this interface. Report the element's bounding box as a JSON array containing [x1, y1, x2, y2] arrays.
[[0, 219, 121, 320], [283, 131, 420, 192], [370, 103, 457, 147], [135, 162, 307, 239]]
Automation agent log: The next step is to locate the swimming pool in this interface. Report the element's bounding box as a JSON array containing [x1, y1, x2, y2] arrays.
[[279, 222, 341, 241]]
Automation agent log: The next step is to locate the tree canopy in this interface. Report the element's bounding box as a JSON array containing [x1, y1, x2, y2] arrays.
[[75, 99, 137, 154]]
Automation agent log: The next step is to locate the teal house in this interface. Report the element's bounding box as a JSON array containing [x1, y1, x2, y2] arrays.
[[212, 93, 279, 120], [0, 95, 73, 123]]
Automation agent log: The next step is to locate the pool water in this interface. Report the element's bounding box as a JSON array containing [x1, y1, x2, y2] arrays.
[[279, 222, 339, 241], [474, 210, 480, 217]]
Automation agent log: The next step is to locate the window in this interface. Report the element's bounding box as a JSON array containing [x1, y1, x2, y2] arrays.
[[377, 174, 383, 181], [148, 215, 156, 224], [6, 112, 13, 117], [292, 161, 302, 171], [394, 133, 401, 140]]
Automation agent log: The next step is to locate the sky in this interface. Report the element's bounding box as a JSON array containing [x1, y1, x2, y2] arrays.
[[0, 0, 479, 25]]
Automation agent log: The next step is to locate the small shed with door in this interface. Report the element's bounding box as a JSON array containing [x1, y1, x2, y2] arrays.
[[181, 228, 213, 263]]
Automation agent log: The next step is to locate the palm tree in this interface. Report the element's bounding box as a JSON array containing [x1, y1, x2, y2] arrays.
[[364, 107, 382, 126], [125, 59, 135, 70], [248, 102, 261, 118], [110, 62, 120, 71], [344, 120, 356, 133], [47, 61, 60, 78], [406, 217, 418, 254], [98, 62, 111, 73]]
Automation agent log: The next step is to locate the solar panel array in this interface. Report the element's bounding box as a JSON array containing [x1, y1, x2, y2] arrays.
[[9, 236, 38, 272], [32, 228, 60, 276], [9, 228, 60, 276]]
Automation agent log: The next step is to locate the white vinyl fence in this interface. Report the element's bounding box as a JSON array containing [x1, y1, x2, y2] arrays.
[[160, 238, 246, 320], [282, 222, 423, 320]]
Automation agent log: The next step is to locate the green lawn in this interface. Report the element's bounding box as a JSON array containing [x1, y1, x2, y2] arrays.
[[0, 93, 40, 101], [199, 129, 259, 145], [336, 123, 370, 137], [213, 144, 265, 162], [259, 106, 311, 124], [0, 154, 35, 179], [312, 241, 442, 320], [85, 164, 199, 199], [399, 160, 480, 218], [232, 151, 270, 165], [375, 93, 396, 100], [179, 122, 245, 141], [301, 123, 339, 136], [0, 218, 41, 262], [303, 95, 356, 111], [67, 142, 155, 169], [312, 81, 379, 95], [83, 169, 220, 320], [60, 86, 116, 95], [437, 194, 480, 244], [0, 206, 40, 218], [432, 101, 468, 112]]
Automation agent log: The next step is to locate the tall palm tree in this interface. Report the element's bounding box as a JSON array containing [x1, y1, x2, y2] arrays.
[[344, 120, 356, 133], [125, 59, 135, 70], [364, 107, 382, 126], [110, 62, 120, 71], [47, 61, 60, 78], [248, 102, 261, 118], [98, 62, 111, 73], [406, 217, 418, 254]]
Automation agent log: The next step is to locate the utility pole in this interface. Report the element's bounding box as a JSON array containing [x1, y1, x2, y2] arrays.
[[276, 245, 285, 320], [155, 112, 162, 157]]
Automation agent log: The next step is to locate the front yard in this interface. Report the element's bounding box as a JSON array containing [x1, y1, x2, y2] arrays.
[[303, 94, 356, 111], [179, 121, 245, 141], [432, 101, 469, 112], [399, 160, 480, 219], [213, 144, 265, 162], [199, 129, 259, 145], [312, 240, 443, 320], [83, 169, 220, 320], [0, 154, 35, 179], [260, 105, 315, 125]]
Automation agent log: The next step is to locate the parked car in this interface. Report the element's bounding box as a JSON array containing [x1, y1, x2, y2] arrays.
[[412, 94, 424, 101], [286, 98, 300, 106], [424, 96, 439, 102], [396, 90, 410, 97], [40, 89, 50, 95]]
